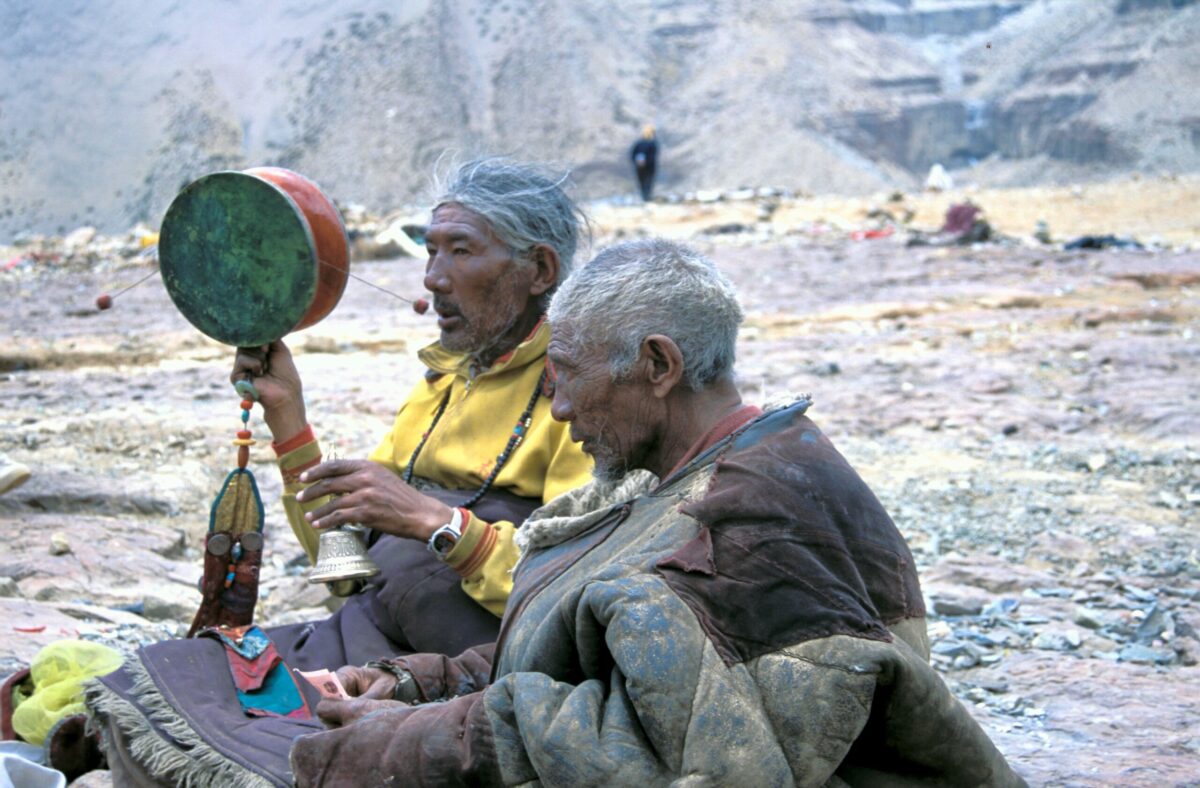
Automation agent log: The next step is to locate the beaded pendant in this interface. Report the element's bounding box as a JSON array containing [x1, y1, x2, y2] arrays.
[[186, 394, 267, 637]]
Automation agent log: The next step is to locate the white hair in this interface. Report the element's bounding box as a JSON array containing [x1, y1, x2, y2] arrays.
[[433, 157, 589, 306], [548, 239, 743, 391]]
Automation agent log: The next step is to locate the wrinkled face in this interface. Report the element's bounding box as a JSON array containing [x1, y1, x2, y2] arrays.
[[424, 203, 533, 356], [548, 327, 656, 482]]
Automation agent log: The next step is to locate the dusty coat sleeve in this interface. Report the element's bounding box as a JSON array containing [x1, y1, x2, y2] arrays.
[[291, 693, 501, 787], [480, 575, 877, 787], [385, 643, 496, 703], [291, 644, 502, 787]]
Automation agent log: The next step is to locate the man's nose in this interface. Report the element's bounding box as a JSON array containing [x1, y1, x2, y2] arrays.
[[424, 252, 452, 293], [549, 388, 574, 423]]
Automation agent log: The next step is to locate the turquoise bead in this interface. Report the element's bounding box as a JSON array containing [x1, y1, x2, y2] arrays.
[[241, 410, 250, 423]]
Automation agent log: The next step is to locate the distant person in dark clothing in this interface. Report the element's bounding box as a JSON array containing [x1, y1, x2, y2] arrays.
[[630, 124, 658, 202]]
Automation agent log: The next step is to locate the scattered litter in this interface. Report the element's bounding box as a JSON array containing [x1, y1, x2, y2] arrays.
[[925, 163, 954, 192], [850, 226, 894, 241]]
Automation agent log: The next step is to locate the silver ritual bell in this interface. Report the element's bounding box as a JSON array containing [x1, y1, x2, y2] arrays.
[[308, 524, 380, 585]]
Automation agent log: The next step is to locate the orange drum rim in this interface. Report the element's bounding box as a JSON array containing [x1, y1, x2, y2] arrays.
[[245, 167, 350, 333]]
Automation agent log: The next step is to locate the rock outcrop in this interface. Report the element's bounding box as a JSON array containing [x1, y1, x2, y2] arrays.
[[1, 0, 1198, 236]]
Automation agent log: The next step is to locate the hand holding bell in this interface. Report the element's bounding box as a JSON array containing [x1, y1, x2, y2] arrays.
[[297, 460, 455, 541]]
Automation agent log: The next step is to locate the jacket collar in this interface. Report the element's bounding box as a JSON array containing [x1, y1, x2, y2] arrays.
[[418, 318, 549, 379]]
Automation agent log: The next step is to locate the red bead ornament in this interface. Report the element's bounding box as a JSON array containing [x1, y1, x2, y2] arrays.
[[240, 399, 254, 411], [413, 298, 429, 315], [237, 429, 252, 439], [95, 293, 113, 310]]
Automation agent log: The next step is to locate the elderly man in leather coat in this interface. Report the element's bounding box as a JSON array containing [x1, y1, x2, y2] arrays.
[[294, 238, 1026, 786]]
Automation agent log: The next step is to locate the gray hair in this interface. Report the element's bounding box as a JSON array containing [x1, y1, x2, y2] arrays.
[[548, 239, 743, 391], [434, 158, 589, 304]]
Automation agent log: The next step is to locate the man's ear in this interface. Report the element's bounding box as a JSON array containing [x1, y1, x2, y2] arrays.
[[528, 244, 560, 297], [640, 334, 685, 399]]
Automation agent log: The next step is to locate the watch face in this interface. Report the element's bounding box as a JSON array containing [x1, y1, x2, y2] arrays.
[[432, 530, 458, 555]]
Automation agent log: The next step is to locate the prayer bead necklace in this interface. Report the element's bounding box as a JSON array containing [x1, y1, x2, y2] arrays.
[[402, 369, 548, 509]]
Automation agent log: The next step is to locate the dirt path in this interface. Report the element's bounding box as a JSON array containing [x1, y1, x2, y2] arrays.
[[2, 200, 1198, 784]]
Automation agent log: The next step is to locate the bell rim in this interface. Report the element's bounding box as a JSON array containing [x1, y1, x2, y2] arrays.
[[306, 564, 381, 584]]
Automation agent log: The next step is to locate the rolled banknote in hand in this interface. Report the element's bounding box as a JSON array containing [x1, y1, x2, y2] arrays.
[[295, 668, 351, 700]]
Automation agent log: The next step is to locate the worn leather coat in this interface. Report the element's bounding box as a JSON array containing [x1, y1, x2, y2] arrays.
[[291, 402, 1026, 787]]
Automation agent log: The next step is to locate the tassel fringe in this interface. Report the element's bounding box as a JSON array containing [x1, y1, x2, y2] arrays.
[[85, 660, 278, 788]]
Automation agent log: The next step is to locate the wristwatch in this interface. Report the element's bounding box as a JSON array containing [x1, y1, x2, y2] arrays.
[[427, 507, 465, 559], [365, 660, 421, 703]]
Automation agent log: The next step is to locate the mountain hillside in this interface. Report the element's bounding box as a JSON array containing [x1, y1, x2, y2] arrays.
[[1, 0, 1198, 236]]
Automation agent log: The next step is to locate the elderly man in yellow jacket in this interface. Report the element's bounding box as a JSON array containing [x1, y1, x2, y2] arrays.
[[233, 158, 592, 660]]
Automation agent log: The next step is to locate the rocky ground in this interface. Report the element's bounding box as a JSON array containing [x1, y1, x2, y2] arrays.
[[1, 182, 1198, 785]]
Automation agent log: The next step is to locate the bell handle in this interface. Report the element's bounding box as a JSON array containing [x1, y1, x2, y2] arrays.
[[233, 345, 270, 402]]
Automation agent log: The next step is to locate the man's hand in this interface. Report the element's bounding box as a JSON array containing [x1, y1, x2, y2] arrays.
[[316, 697, 411, 728], [296, 460, 454, 541], [334, 665, 397, 700], [231, 340, 307, 440]]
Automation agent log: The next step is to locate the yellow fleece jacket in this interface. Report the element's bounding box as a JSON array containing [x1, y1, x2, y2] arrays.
[[275, 321, 592, 616]]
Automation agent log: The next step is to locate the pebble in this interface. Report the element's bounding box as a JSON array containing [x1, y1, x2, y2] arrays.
[[1032, 630, 1081, 651], [1031, 587, 1073, 598], [932, 598, 983, 617], [0, 577, 18, 598], [49, 532, 72, 556], [1134, 604, 1170, 644], [982, 598, 1021, 617], [1118, 644, 1175, 665], [141, 596, 194, 622], [1073, 606, 1118, 630], [1122, 585, 1157, 604], [1156, 490, 1183, 509]]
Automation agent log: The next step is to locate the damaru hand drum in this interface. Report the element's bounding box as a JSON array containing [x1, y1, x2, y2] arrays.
[[159, 167, 350, 347], [160, 168, 378, 589]]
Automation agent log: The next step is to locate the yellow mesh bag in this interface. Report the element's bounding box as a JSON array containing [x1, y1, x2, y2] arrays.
[[11, 640, 122, 744]]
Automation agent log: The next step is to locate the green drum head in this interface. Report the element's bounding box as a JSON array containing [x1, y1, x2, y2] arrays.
[[160, 171, 317, 347]]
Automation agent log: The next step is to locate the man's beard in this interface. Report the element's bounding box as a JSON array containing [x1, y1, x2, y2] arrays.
[[434, 295, 524, 364], [588, 439, 631, 483]]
